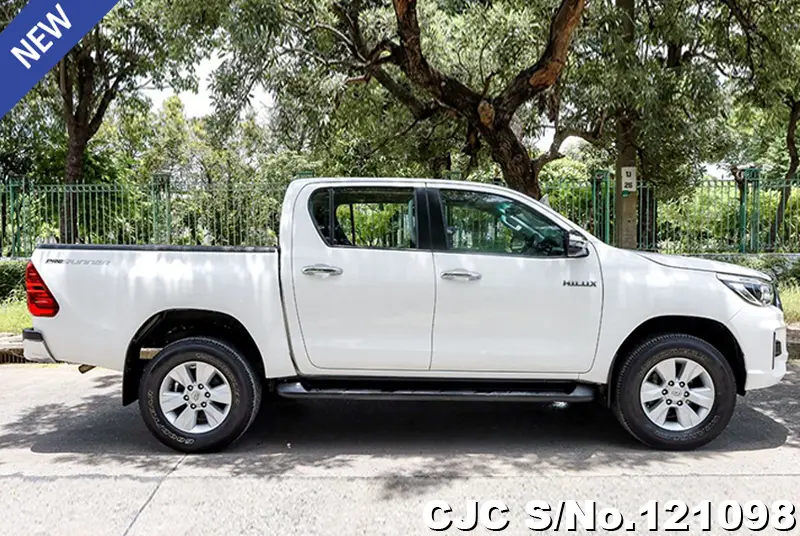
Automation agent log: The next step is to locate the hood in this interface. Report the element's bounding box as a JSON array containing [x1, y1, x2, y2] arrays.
[[634, 252, 771, 281]]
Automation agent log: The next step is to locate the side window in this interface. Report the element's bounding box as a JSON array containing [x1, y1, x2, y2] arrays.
[[309, 187, 417, 249], [439, 189, 566, 257]]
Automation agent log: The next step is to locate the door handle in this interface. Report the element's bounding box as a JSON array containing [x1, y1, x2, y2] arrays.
[[302, 264, 343, 276], [441, 269, 482, 281]]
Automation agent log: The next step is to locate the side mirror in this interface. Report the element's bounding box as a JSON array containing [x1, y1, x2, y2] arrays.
[[565, 230, 590, 258]]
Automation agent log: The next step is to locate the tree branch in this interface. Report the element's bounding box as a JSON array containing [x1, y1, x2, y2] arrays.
[[391, 0, 482, 120], [461, 123, 481, 178], [533, 110, 607, 173], [496, 0, 585, 118], [332, 1, 440, 121], [88, 75, 123, 138], [363, 117, 422, 159], [57, 59, 74, 126]]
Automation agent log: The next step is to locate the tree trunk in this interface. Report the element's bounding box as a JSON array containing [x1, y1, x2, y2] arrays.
[[768, 100, 800, 250], [388, 0, 583, 201], [483, 126, 541, 199], [61, 135, 86, 243], [614, 0, 637, 249]]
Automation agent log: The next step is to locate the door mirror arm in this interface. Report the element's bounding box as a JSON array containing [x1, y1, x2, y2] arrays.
[[565, 230, 590, 258]]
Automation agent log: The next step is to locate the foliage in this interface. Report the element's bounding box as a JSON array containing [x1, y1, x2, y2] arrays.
[[0, 261, 27, 302], [211, 0, 589, 196]]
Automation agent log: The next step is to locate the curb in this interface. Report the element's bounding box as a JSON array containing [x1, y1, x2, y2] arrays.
[[0, 347, 26, 364]]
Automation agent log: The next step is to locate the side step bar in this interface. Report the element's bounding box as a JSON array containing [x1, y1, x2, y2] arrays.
[[275, 381, 596, 403]]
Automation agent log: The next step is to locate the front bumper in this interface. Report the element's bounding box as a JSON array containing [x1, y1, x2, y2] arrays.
[[22, 329, 57, 364], [727, 306, 788, 391]]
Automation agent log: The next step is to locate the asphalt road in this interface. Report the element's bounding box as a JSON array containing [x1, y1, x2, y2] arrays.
[[0, 364, 799, 536]]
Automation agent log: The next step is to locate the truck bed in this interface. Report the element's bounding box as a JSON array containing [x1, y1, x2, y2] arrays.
[[28, 244, 294, 376]]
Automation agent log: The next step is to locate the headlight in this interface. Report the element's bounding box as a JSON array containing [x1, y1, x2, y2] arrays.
[[717, 274, 775, 307]]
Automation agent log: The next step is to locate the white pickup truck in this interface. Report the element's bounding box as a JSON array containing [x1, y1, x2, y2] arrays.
[[23, 178, 787, 452]]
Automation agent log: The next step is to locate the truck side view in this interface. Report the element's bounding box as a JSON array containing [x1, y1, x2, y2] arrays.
[[23, 178, 788, 452]]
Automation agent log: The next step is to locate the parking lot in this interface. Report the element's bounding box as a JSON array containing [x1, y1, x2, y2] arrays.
[[0, 363, 799, 535]]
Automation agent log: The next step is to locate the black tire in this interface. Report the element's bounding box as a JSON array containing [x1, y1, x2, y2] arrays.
[[612, 333, 736, 450], [138, 337, 262, 453]]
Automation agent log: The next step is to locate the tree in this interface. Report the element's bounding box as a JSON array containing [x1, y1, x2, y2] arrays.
[[213, 0, 586, 199], [710, 0, 800, 249], [4, 0, 221, 241]]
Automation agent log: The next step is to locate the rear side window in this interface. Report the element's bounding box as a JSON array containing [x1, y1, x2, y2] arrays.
[[308, 187, 417, 249]]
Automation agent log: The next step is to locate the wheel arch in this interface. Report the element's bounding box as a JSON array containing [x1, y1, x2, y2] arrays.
[[605, 315, 745, 406], [122, 308, 264, 406]]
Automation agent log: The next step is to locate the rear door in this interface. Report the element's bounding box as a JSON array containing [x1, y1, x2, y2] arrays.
[[428, 186, 603, 374], [291, 184, 435, 371]]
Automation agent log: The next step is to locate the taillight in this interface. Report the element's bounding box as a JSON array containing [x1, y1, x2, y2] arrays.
[[26, 262, 59, 317]]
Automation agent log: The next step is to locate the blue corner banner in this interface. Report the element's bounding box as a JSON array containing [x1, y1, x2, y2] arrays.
[[0, 0, 120, 120]]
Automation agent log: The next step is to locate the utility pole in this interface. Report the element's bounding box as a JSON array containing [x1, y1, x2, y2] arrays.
[[615, 0, 638, 249]]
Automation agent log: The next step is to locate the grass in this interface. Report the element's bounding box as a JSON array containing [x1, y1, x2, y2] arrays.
[[781, 285, 800, 325], [0, 300, 32, 334]]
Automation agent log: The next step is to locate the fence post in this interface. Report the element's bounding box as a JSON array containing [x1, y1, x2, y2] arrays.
[[747, 169, 761, 252], [737, 168, 761, 253], [9, 180, 19, 257], [591, 170, 610, 243], [150, 181, 157, 244], [165, 180, 172, 244], [738, 176, 748, 253]]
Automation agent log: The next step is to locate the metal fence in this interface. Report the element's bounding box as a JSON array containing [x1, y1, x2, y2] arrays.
[[1, 172, 799, 257], [542, 170, 800, 255], [2, 180, 287, 257]]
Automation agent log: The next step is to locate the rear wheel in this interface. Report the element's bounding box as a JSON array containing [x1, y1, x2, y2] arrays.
[[138, 337, 262, 453], [612, 334, 736, 450]]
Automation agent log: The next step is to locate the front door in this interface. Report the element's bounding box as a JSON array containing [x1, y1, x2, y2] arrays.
[[428, 187, 603, 374], [291, 184, 435, 371]]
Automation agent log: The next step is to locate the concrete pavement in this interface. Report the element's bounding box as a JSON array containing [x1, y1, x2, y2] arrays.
[[0, 364, 799, 535]]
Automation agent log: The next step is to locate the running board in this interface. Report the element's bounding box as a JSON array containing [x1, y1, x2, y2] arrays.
[[275, 381, 596, 403]]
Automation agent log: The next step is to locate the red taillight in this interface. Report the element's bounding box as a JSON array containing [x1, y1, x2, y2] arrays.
[[26, 262, 59, 317]]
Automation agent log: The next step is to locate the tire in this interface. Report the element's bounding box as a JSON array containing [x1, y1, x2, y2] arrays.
[[612, 333, 736, 450], [138, 337, 262, 453]]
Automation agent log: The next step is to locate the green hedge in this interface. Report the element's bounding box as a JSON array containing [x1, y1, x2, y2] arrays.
[[0, 260, 28, 302]]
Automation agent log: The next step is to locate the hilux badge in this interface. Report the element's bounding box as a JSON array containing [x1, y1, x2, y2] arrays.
[[563, 280, 598, 288]]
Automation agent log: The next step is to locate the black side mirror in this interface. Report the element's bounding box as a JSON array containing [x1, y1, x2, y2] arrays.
[[565, 230, 590, 258]]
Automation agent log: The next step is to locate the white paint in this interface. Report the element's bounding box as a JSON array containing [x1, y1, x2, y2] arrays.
[[25, 27, 51, 54], [39, 4, 72, 39], [10, 40, 39, 69]]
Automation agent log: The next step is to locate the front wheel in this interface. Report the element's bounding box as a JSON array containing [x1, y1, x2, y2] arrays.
[[612, 334, 736, 450], [138, 337, 262, 453]]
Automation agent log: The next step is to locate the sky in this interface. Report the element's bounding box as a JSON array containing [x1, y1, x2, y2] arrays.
[[142, 57, 273, 118]]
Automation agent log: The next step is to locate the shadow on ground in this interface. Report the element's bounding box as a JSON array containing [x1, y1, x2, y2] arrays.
[[0, 365, 797, 498]]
